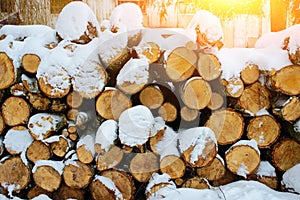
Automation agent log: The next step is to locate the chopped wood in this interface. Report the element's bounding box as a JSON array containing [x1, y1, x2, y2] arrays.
[[63, 160, 93, 189], [181, 77, 212, 110], [26, 140, 51, 163], [67, 109, 79, 122], [180, 106, 199, 122], [207, 92, 225, 110], [90, 176, 123, 200], [182, 177, 210, 189], [225, 140, 261, 177], [96, 89, 132, 120], [271, 65, 300, 95], [51, 99, 67, 113], [0, 115, 5, 135], [240, 64, 260, 85], [205, 109, 244, 145], [50, 136, 70, 158], [21, 75, 39, 93], [211, 170, 239, 187], [22, 54, 41, 74], [149, 128, 166, 154], [28, 93, 51, 111], [272, 139, 300, 172], [196, 155, 226, 181], [76, 145, 94, 164], [96, 146, 124, 171], [53, 184, 84, 200], [27, 185, 52, 199], [2, 96, 30, 126], [139, 85, 164, 109], [222, 77, 244, 98], [33, 165, 62, 192], [136, 42, 161, 64], [166, 47, 197, 82], [158, 102, 177, 122], [0, 156, 31, 192], [101, 169, 135, 200], [130, 152, 159, 182], [66, 91, 83, 108], [160, 155, 186, 179], [247, 115, 281, 148], [197, 53, 221, 81], [239, 82, 270, 115], [276, 97, 300, 122], [0, 52, 15, 89]]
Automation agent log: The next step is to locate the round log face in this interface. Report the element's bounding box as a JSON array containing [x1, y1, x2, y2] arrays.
[[22, 54, 41, 74], [2, 97, 30, 126], [180, 106, 199, 122], [33, 166, 62, 192], [26, 140, 51, 163], [272, 139, 300, 172], [76, 145, 94, 164], [97, 146, 124, 171], [205, 109, 244, 145], [90, 179, 118, 200], [139, 86, 164, 109], [160, 155, 186, 179], [139, 42, 161, 64], [197, 53, 221, 81], [0, 157, 30, 191], [225, 145, 260, 177], [196, 156, 226, 181], [0, 52, 15, 90], [182, 177, 210, 189], [247, 115, 280, 148]]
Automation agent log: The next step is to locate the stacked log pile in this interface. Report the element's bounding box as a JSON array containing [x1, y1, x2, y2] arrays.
[[0, 2, 300, 200]]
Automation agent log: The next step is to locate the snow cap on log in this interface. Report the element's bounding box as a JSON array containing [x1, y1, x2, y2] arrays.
[[95, 120, 118, 152], [119, 105, 165, 147], [91, 175, 124, 200], [281, 163, 300, 194], [55, 1, 100, 44]]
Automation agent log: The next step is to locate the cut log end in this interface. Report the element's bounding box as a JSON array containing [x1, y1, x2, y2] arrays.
[[160, 155, 186, 179], [197, 53, 221, 81], [33, 165, 62, 192], [180, 106, 199, 122], [22, 54, 41, 74], [96, 146, 124, 171], [0, 52, 15, 90], [223, 77, 244, 98], [182, 177, 210, 190], [196, 155, 226, 181], [158, 102, 177, 122], [38, 74, 71, 99], [26, 140, 51, 163], [240, 64, 260, 85], [139, 85, 164, 109]]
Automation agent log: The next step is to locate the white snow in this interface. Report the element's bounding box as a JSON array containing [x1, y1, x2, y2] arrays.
[[154, 126, 180, 160], [3, 128, 33, 154], [294, 118, 300, 133], [77, 134, 95, 155], [148, 180, 300, 200], [20, 151, 28, 166], [27, 113, 64, 140], [93, 175, 123, 199], [178, 127, 217, 164], [116, 58, 149, 85], [119, 105, 165, 147], [256, 108, 271, 116], [226, 139, 260, 156], [95, 120, 118, 152], [32, 160, 64, 175], [237, 163, 249, 178], [64, 159, 80, 168], [146, 173, 176, 194], [1, 183, 20, 198], [55, 1, 100, 41], [257, 161, 277, 178], [282, 163, 300, 194], [31, 194, 52, 200]]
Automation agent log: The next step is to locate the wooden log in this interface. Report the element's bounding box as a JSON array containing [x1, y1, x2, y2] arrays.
[[158, 102, 177, 122], [239, 82, 270, 115], [67, 109, 79, 122], [145, 173, 176, 199], [28, 93, 51, 111], [0, 52, 15, 89], [0, 156, 31, 192], [274, 97, 300, 122], [27, 185, 52, 200], [222, 77, 244, 98], [129, 152, 159, 182], [32, 160, 64, 192], [247, 115, 281, 148], [53, 184, 84, 200], [66, 91, 83, 108], [240, 64, 260, 85], [51, 99, 67, 113], [22, 54, 41, 74], [196, 155, 226, 181], [211, 170, 239, 187], [2, 96, 30, 126], [10, 83, 26, 96], [90, 175, 124, 200], [178, 127, 218, 168], [26, 140, 51, 163], [96, 89, 132, 120], [225, 140, 261, 178], [48, 136, 70, 158], [197, 53, 221, 81], [116, 58, 149, 95], [101, 169, 135, 200], [272, 138, 300, 172], [135, 42, 161, 64], [180, 106, 199, 122], [139, 85, 164, 109], [76, 135, 95, 164], [182, 177, 210, 189], [21, 74, 39, 93], [205, 108, 244, 145], [207, 92, 225, 110], [149, 128, 167, 154], [63, 160, 93, 189], [254, 161, 278, 190], [160, 155, 186, 179], [3, 126, 33, 155], [181, 77, 212, 110], [271, 65, 300, 95], [165, 47, 197, 82], [96, 146, 124, 171], [0, 115, 5, 135], [28, 113, 67, 140]]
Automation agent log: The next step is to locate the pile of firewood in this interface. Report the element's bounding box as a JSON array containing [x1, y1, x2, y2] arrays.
[[0, 2, 300, 200]]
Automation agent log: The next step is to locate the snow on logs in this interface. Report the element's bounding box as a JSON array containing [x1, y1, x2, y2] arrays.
[[1, 2, 300, 199]]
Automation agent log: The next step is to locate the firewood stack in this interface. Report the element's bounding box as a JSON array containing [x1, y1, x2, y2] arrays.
[[0, 2, 300, 200]]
